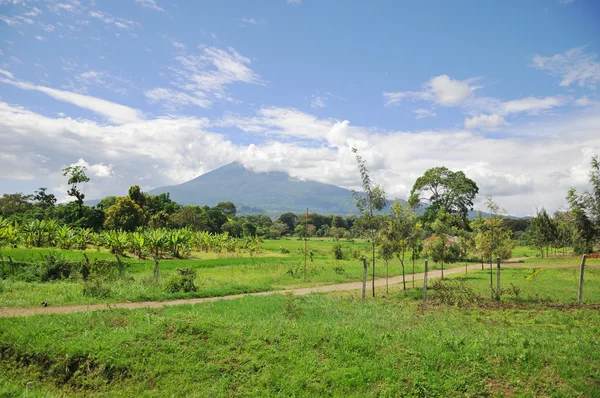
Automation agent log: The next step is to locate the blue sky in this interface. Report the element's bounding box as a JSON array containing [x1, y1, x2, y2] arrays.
[[1, 0, 600, 216]]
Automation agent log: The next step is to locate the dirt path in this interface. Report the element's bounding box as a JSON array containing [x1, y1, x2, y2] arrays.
[[1, 260, 595, 318]]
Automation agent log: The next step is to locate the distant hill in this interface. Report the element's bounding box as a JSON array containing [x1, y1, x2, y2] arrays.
[[148, 162, 362, 217]]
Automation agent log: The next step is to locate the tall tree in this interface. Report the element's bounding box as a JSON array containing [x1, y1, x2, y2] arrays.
[[62, 165, 90, 216], [351, 148, 387, 297], [33, 187, 57, 209], [104, 197, 145, 232], [408, 166, 479, 228], [215, 201, 237, 217], [566, 155, 600, 253]]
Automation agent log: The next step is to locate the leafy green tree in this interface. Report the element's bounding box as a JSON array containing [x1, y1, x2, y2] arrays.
[[566, 156, 600, 254], [277, 212, 298, 234], [243, 221, 258, 237], [33, 188, 57, 209], [221, 220, 243, 237], [96, 196, 117, 211], [427, 208, 461, 279], [206, 207, 228, 234], [215, 201, 237, 217], [104, 197, 145, 232], [128, 185, 147, 209], [472, 196, 515, 264], [62, 165, 90, 216], [408, 166, 479, 228], [170, 206, 208, 231], [351, 148, 387, 297], [0, 193, 33, 217]]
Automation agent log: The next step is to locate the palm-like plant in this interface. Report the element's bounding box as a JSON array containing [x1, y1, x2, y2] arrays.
[[129, 231, 146, 259], [103, 230, 128, 255], [56, 225, 75, 249], [146, 229, 165, 258], [75, 228, 93, 250]]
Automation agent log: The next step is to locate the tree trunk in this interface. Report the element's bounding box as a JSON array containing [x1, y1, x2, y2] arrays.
[[412, 251, 415, 288], [385, 260, 389, 294], [362, 257, 367, 300], [372, 240, 375, 297]]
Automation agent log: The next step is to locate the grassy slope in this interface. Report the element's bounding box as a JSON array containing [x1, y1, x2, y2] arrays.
[[1, 293, 599, 397]]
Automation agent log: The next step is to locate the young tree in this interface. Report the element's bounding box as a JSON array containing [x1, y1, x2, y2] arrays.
[[351, 148, 387, 297], [566, 156, 600, 253], [472, 196, 515, 266], [62, 165, 90, 216]]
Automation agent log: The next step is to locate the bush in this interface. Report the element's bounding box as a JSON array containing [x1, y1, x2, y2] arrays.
[[165, 271, 197, 293], [333, 244, 344, 260], [83, 280, 111, 298]]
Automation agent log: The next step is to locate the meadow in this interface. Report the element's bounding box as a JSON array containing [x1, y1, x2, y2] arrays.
[[0, 238, 471, 308]]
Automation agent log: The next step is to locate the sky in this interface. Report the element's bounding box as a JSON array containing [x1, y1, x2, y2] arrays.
[[1, 0, 600, 217]]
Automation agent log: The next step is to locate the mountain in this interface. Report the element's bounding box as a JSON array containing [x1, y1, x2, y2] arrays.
[[148, 162, 361, 217]]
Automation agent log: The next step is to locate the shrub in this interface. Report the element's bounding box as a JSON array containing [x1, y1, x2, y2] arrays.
[[83, 280, 111, 298], [165, 270, 197, 293], [333, 244, 344, 260]]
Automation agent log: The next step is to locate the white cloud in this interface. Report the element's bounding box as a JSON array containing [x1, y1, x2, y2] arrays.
[[558, 0, 575, 4], [135, 0, 164, 12], [70, 158, 114, 178], [498, 96, 567, 115], [0, 73, 143, 124], [414, 109, 436, 119], [464, 114, 508, 130], [148, 45, 262, 108], [287, 0, 301, 4], [310, 96, 326, 109], [240, 17, 266, 26], [35, 35, 45, 41], [89, 10, 139, 30], [24, 7, 42, 16], [170, 39, 186, 50], [0, 14, 34, 27], [145, 88, 211, 110], [532, 47, 600, 89], [384, 74, 478, 107]]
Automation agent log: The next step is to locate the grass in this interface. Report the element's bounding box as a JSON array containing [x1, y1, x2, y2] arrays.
[[0, 244, 596, 309], [0, 241, 464, 308], [1, 292, 599, 397]]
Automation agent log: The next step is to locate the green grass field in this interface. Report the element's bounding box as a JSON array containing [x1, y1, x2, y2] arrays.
[[0, 240, 470, 308], [1, 293, 599, 397], [1, 244, 600, 396]]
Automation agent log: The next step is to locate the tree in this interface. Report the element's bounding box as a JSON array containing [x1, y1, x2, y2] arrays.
[[170, 206, 208, 231], [128, 185, 146, 208], [426, 208, 461, 279], [104, 197, 145, 232], [0, 193, 33, 217], [243, 221, 258, 237], [472, 196, 515, 264], [96, 196, 117, 211], [351, 148, 387, 297], [215, 201, 237, 217], [529, 208, 557, 258], [277, 212, 298, 234], [33, 188, 57, 209], [62, 165, 90, 216], [566, 156, 600, 253], [408, 166, 479, 228]]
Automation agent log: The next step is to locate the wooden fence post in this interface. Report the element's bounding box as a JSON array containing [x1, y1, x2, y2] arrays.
[[423, 259, 428, 303], [153, 256, 160, 281], [362, 257, 367, 300], [496, 257, 501, 301], [578, 254, 587, 305]]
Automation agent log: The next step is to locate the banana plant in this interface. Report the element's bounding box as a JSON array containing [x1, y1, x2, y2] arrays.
[[129, 231, 146, 259], [103, 230, 128, 255], [56, 225, 75, 249], [75, 228, 93, 250], [146, 228, 165, 258]]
